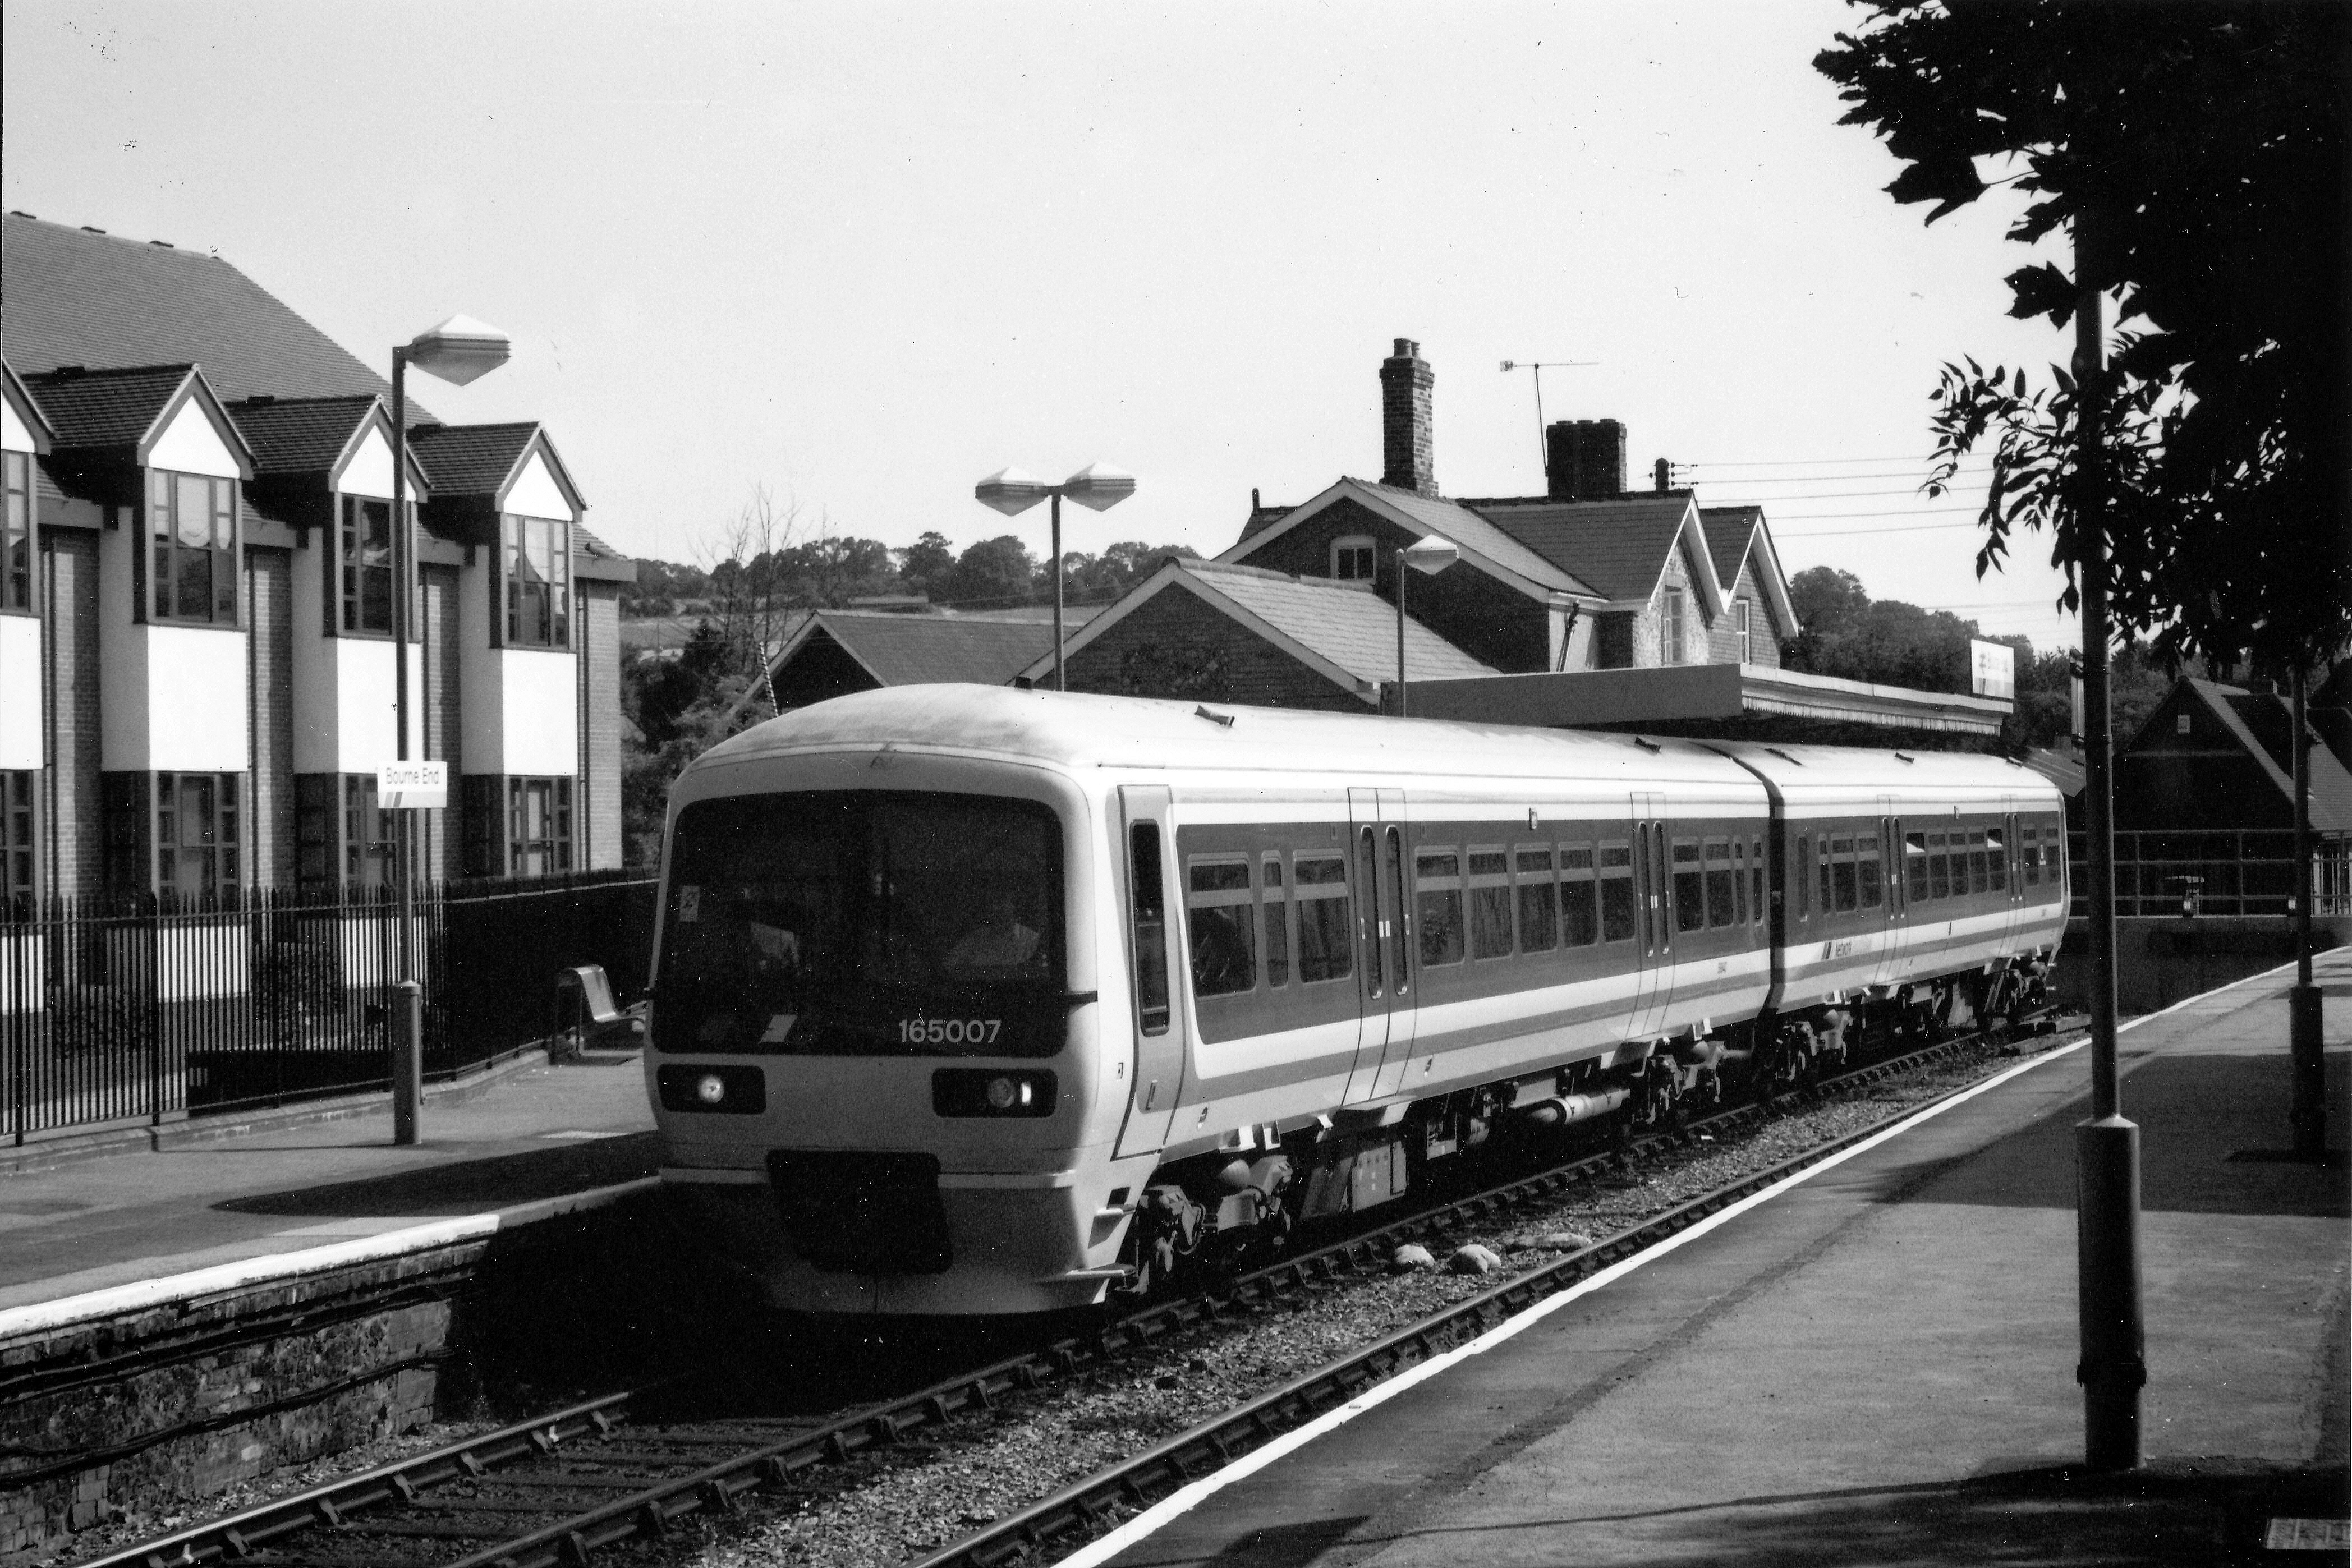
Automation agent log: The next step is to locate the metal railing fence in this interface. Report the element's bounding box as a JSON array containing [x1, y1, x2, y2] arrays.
[[2, 870, 656, 1144], [2066, 829, 2352, 919]]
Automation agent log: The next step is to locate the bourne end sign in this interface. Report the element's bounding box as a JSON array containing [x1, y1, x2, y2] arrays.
[[377, 760, 448, 810]]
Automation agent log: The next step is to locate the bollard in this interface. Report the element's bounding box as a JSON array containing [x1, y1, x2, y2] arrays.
[[393, 978, 423, 1147], [2290, 985, 2325, 1161], [2075, 1115, 2144, 1470]]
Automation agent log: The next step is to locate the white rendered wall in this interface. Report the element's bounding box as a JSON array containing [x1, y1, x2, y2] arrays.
[[292, 522, 424, 775], [146, 397, 243, 480], [0, 617, 39, 769], [105, 623, 249, 772], [0, 398, 35, 455], [502, 450, 569, 521], [334, 426, 394, 502], [458, 545, 577, 777]]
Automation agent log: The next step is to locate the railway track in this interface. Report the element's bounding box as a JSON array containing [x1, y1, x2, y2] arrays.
[[87, 1013, 2075, 1568]]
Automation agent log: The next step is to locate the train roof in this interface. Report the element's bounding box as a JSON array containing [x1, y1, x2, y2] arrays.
[[695, 684, 1756, 787], [1703, 739, 2062, 802]]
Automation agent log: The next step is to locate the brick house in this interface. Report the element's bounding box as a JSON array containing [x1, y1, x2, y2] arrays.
[[0, 213, 633, 903]]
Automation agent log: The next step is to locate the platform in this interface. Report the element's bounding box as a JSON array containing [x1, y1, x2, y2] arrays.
[[0, 1049, 657, 1325], [1082, 953, 2352, 1567]]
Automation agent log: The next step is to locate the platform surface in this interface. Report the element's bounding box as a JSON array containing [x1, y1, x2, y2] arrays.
[[0, 1052, 656, 1315], [1096, 953, 2352, 1567]]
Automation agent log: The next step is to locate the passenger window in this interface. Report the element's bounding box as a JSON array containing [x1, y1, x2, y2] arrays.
[[1261, 854, 1290, 987], [1416, 849, 1466, 965], [1129, 824, 1170, 1035], [1987, 829, 2008, 891], [1905, 831, 1928, 902], [1752, 836, 1766, 921], [1385, 827, 1410, 991], [1832, 834, 1857, 913], [1673, 838, 1705, 934], [1818, 838, 1837, 915], [1356, 827, 1385, 998], [2022, 826, 2040, 888], [1859, 834, 1883, 909], [1292, 853, 1353, 982], [1968, 829, 1989, 894], [1928, 833, 1951, 900], [1561, 843, 1598, 946], [1598, 841, 1636, 941], [1705, 838, 1735, 927], [1469, 848, 1513, 958], [1186, 859, 1256, 997], [1733, 839, 1747, 924], [1517, 846, 1558, 951], [1795, 835, 1811, 918]]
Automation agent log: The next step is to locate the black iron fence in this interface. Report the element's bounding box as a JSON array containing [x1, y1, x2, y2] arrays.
[[2066, 829, 2352, 919], [2, 870, 658, 1145]]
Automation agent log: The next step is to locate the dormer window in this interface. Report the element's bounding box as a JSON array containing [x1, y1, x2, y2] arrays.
[[1332, 536, 1375, 581], [4, 451, 32, 613], [146, 470, 239, 626], [502, 513, 570, 649], [1736, 598, 1753, 662]]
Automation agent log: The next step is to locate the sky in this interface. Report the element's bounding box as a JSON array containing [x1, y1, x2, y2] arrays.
[[3, 0, 2084, 650]]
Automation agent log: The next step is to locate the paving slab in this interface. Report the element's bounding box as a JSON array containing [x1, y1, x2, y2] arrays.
[[0, 1051, 656, 1314], [1094, 953, 2351, 1567]]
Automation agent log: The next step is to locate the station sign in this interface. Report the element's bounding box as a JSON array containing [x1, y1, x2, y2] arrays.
[[1970, 638, 2016, 700], [378, 760, 448, 810]]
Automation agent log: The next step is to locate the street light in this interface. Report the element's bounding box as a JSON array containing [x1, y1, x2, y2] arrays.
[[1395, 534, 1458, 718], [388, 314, 510, 1146], [974, 462, 1136, 691]]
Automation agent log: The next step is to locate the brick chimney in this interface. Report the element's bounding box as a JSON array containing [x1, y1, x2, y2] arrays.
[[1380, 338, 1436, 496], [1544, 420, 1626, 500]]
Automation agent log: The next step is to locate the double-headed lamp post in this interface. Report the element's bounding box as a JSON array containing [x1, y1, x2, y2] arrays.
[[973, 463, 1136, 690], [1394, 534, 1458, 718], [387, 315, 509, 1146]]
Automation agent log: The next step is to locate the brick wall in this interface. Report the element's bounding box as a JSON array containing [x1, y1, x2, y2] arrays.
[[1379, 339, 1436, 496], [582, 582, 622, 871], [244, 547, 295, 886], [1062, 585, 1370, 712], [422, 565, 462, 881], [41, 531, 102, 900], [1707, 562, 1783, 669]]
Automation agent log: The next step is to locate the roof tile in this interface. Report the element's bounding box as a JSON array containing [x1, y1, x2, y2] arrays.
[[1182, 559, 1497, 686], [21, 364, 191, 450]]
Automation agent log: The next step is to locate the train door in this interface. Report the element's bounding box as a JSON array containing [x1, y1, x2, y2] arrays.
[[1113, 786, 1189, 1160], [1628, 792, 1673, 1040], [1873, 794, 1909, 988], [1996, 798, 2023, 953], [1343, 788, 1411, 1104]]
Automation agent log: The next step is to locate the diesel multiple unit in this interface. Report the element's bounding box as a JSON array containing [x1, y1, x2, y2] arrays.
[[647, 686, 2066, 1316]]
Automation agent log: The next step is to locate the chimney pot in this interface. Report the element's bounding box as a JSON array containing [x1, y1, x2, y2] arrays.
[[1380, 339, 1437, 496]]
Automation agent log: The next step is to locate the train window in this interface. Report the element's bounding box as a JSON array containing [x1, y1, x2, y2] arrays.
[[1733, 840, 1747, 923], [1831, 834, 1857, 913], [1131, 824, 1172, 1036], [1907, 831, 1930, 902], [1187, 860, 1257, 997], [1818, 838, 1838, 915], [1261, 854, 1290, 987], [1967, 829, 1989, 894], [1293, 854, 1353, 983], [1752, 836, 1766, 921], [1987, 829, 2008, 891], [1356, 828, 1385, 999], [1469, 848, 1513, 958], [1672, 838, 1705, 934], [1517, 846, 1558, 951], [1385, 828, 1410, 991], [1705, 838, 1735, 927], [1598, 841, 1636, 942], [1928, 833, 1951, 900], [1414, 850, 1466, 965], [1561, 843, 1598, 946], [1859, 834, 1883, 909], [2021, 826, 2040, 887], [1794, 835, 1811, 918]]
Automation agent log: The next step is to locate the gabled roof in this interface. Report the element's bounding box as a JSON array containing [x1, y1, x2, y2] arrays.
[[2, 358, 56, 452], [1698, 503, 1799, 634], [780, 609, 1057, 689], [1223, 476, 1595, 601], [407, 421, 586, 513], [1, 214, 422, 411], [2135, 678, 2352, 832], [23, 362, 254, 473], [229, 394, 380, 475], [1470, 494, 1722, 614], [1026, 557, 1498, 696]]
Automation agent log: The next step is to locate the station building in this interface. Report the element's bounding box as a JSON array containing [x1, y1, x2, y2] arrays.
[[0, 212, 633, 904]]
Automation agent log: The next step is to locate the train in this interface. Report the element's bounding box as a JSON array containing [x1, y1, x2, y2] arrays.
[[645, 685, 2066, 1317]]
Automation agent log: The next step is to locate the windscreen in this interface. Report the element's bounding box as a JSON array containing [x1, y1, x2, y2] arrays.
[[655, 790, 1067, 1057]]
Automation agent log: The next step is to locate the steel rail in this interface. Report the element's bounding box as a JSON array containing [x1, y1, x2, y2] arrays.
[[84, 1013, 2071, 1568]]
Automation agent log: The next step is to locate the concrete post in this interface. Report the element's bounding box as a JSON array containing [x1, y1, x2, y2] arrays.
[[393, 978, 422, 1146]]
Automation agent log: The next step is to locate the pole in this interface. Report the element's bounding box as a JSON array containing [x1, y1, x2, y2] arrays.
[[1532, 364, 1547, 474], [1395, 551, 1409, 719], [2290, 668, 2325, 1158], [1050, 489, 1065, 692], [389, 349, 421, 1147], [2071, 216, 2142, 1470]]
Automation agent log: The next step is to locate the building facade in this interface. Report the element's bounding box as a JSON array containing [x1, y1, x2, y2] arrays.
[[0, 213, 631, 902]]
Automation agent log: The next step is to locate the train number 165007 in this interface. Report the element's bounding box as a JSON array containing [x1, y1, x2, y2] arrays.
[[899, 1017, 1003, 1046]]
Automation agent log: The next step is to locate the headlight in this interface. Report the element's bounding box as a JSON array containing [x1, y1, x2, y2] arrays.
[[656, 1064, 766, 1114], [697, 1073, 728, 1105], [934, 1068, 1056, 1118]]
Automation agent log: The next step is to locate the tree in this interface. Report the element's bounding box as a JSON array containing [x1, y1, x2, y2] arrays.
[[944, 535, 1037, 608], [897, 532, 955, 601], [1816, 2, 2350, 675], [1054, 541, 1200, 605]]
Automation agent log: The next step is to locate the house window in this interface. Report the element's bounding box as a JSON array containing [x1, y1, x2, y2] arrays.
[[155, 771, 240, 902], [1736, 599, 1753, 662], [3, 770, 36, 904], [340, 496, 396, 635], [3, 450, 31, 613], [1660, 587, 1685, 666], [148, 470, 239, 626], [503, 514, 571, 648], [1331, 536, 1376, 582], [508, 776, 572, 876], [344, 774, 391, 884]]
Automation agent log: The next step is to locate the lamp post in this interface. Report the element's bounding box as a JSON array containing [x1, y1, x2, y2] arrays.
[[1394, 534, 1458, 717], [973, 463, 1136, 690], [388, 315, 509, 1146]]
